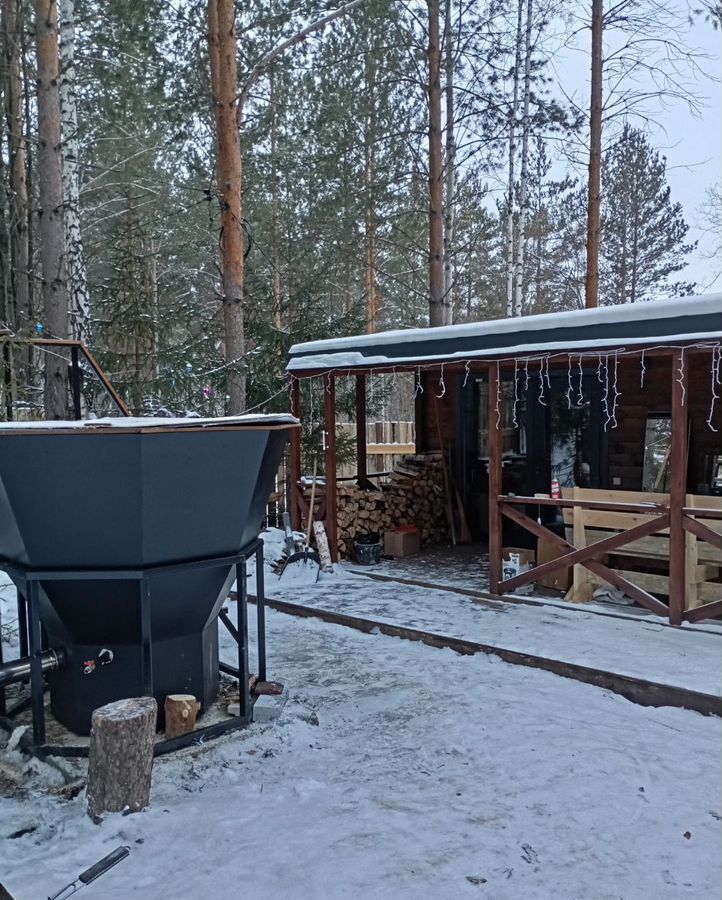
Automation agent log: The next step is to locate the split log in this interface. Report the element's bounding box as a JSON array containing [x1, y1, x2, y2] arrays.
[[164, 694, 200, 739], [87, 697, 157, 819]]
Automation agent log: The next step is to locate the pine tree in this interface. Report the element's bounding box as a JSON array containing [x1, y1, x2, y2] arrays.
[[601, 125, 695, 304]]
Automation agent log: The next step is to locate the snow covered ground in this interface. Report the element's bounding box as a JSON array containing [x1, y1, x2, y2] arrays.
[[265, 565, 722, 698], [1, 535, 721, 899], [1, 602, 721, 900]]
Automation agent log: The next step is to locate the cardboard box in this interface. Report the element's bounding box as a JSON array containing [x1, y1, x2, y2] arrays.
[[501, 546, 536, 567], [535, 539, 571, 591], [384, 527, 421, 558]]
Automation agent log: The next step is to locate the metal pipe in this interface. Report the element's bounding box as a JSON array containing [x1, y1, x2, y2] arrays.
[[0, 648, 65, 687]]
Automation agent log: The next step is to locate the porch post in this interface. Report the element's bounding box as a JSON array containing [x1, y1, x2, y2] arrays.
[[488, 362, 503, 594], [669, 348, 688, 625], [324, 374, 339, 563], [289, 376, 302, 531], [355, 374, 367, 483]]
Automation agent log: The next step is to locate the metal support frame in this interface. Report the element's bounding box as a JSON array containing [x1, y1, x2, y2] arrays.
[[0, 539, 267, 758]]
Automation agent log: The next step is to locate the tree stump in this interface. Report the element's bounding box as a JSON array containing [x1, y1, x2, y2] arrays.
[[164, 694, 200, 739], [87, 697, 157, 819]]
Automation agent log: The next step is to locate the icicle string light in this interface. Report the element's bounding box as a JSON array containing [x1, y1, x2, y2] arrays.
[[544, 355, 551, 390], [524, 358, 530, 392], [495, 360, 502, 429], [602, 356, 611, 431], [676, 348, 686, 407], [610, 351, 619, 429], [566, 355, 573, 409], [640, 349, 646, 388], [512, 359, 519, 427], [709, 346, 720, 432], [577, 355, 584, 406], [414, 366, 424, 397], [463, 359, 471, 388], [538, 357, 547, 406], [436, 363, 446, 399]]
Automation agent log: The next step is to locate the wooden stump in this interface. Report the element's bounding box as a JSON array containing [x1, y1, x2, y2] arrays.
[[87, 697, 157, 819], [164, 694, 200, 739]]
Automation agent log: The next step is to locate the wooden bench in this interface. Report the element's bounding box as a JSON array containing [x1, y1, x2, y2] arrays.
[[561, 488, 722, 610]]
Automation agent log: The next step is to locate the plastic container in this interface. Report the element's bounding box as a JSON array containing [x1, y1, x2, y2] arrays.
[[355, 533, 381, 565]]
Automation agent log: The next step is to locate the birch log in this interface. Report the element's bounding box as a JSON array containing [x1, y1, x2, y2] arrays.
[[513, 0, 533, 318], [59, 0, 89, 343]]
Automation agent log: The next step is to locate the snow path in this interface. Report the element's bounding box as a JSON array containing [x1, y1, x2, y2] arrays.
[[1, 608, 721, 900], [265, 568, 722, 697]]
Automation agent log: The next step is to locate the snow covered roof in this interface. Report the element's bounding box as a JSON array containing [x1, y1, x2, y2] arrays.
[[0, 413, 299, 434], [287, 294, 722, 374]]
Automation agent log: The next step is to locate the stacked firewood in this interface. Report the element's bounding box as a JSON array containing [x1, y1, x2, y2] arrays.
[[327, 452, 448, 559]]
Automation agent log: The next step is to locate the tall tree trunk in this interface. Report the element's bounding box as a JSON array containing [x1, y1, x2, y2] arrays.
[[513, 0, 533, 317], [442, 0, 455, 326], [585, 0, 603, 309], [58, 0, 89, 342], [3, 0, 30, 333], [269, 66, 282, 330], [36, 0, 68, 419], [506, 0, 524, 317], [427, 0, 444, 327], [364, 34, 378, 333], [208, 0, 246, 413]]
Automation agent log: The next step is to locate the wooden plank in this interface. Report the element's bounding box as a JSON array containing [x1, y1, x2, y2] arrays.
[[571, 488, 593, 602], [488, 364, 503, 593], [571, 509, 671, 531], [684, 598, 722, 624], [501, 495, 668, 514], [669, 349, 688, 624], [324, 376, 339, 563], [251, 596, 722, 717], [683, 515, 722, 551], [355, 375, 367, 481], [366, 443, 416, 455]]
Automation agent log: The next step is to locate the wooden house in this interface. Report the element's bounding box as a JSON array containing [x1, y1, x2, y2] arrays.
[[286, 294, 722, 625]]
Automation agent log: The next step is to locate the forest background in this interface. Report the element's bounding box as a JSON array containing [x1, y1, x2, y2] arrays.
[[0, 0, 720, 418]]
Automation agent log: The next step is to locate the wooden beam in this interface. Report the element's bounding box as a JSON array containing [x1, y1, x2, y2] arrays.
[[324, 375, 339, 563], [682, 515, 722, 550], [250, 595, 722, 717], [499, 494, 668, 514], [289, 377, 302, 531], [355, 374, 367, 482], [684, 599, 722, 624], [669, 349, 689, 625], [488, 363, 503, 593]]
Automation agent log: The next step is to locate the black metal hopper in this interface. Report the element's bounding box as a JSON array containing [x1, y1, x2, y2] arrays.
[[0, 415, 296, 736]]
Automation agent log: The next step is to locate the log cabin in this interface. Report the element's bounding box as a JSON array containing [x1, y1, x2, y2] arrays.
[[286, 294, 722, 625]]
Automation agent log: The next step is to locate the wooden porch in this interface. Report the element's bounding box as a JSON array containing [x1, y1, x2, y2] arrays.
[[285, 298, 722, 626]]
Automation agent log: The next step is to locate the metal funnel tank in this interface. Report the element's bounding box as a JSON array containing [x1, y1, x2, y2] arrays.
[[0, 415, 297, 734]]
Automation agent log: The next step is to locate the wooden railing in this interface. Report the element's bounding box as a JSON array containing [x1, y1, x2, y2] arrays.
[[492, 491, 722, 624]]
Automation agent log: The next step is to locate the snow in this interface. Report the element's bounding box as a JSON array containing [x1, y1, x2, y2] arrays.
[[287, 331, 720, 373], [1, 602, 720, 899], [263, 566, 722, 697], [287, 293, 722, 372], [1, 536, 721, 898], [0, 413, 298, 432]]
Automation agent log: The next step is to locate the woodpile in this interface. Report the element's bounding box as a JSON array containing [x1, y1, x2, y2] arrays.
[[303, 452, 448, 560]]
